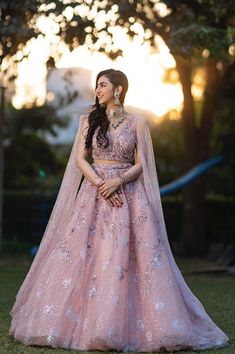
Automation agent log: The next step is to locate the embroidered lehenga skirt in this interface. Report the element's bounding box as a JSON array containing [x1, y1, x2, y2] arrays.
[[9, 162, 229, 352]]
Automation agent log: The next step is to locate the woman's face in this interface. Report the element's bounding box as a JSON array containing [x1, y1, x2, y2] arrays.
[[95, 75, 116, 105]]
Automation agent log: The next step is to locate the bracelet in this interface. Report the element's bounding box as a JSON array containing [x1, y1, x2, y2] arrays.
[[119, 173, 128, 186]]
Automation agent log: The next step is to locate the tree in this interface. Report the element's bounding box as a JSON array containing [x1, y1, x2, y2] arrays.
[[0, 0, 93, 251], [4, 104, 69, 188], [0, 0, 95, 66]]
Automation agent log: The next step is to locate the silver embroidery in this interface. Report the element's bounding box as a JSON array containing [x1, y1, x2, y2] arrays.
[[43, 304, 54, 316], [137, 319, 145, 331], [62, 278, 72, 288], [155, 301, 165, 310]]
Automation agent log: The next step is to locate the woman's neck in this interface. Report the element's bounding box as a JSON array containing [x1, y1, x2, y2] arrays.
[[106, 105, 125, 116]]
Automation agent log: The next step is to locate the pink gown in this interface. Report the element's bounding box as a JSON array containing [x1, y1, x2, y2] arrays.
[[9, 114, 229, 352]]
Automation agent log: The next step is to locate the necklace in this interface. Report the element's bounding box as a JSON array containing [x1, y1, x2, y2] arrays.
[[106, 106, 127, 129]]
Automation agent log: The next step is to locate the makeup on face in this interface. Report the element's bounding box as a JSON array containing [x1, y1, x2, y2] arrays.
[[95, 76, 115, 104]]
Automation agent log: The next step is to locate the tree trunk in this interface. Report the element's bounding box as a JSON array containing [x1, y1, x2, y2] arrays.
[[175, 58, 220, 256]]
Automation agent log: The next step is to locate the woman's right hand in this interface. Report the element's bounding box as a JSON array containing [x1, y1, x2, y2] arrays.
[[97, 178, 123, 207], [108, 190, 123, 208]]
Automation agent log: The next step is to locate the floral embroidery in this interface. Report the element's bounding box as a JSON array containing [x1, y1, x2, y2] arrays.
[[62, 278, 72, 288], [43, 304, 54, 317], [155, 301, 165, 310], [92, 118, 136, 163], [65, 308, 80, 323]]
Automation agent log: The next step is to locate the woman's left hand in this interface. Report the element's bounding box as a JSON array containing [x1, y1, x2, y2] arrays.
[[98, 177, 121, 199]]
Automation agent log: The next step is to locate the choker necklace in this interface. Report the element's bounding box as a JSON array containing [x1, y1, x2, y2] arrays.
[[106, 106, 127, 129]]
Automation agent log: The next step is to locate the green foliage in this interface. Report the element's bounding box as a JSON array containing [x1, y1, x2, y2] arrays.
[[169, 23, 231, 60], [4, 104, 70, 188], [0, 1, 61, 63], [100, 0, 235, 63], [0, 1, 38, 63], [164, 0, 235, 60], [1, 1, 234, 73], [150, 117, 185, 184], [0, 0, 100, 68], [1, 0, 234, 66], [5, 103, 69, 137]]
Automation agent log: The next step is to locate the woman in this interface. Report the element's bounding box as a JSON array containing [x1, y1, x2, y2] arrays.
[[9, 69, 229, 352]]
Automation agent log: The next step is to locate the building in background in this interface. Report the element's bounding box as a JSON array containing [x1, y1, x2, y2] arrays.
[[46, 67, 93, 144]]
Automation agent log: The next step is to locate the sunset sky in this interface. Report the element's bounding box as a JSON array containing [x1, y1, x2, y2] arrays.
[[11, 13, 190, 119]]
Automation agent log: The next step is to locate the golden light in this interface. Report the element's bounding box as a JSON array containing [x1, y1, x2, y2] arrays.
[[229, 44, 235, 56], [191, 68, 206, 101], [12, 36, 49, 108], [12, 11, 184, 120]]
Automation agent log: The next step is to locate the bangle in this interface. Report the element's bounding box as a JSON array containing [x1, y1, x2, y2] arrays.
[[119, 173, 128, 186]]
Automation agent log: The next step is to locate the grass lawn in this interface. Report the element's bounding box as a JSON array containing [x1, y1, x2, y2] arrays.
[[0, 255, 234, 354]]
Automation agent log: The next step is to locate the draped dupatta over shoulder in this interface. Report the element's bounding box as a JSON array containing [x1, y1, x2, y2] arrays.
[[9, 116, 86, 305]]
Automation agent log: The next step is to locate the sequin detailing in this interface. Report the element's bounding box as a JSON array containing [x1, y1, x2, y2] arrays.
[[92, 116, 136, 163], [9, 115, 229, 352]]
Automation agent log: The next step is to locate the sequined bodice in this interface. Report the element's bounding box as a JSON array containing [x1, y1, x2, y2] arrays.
[[92, 115, 136, 163]]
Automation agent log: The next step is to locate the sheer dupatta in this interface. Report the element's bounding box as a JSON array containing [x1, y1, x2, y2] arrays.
[[137, 115, 229, 341], [136, 115, 190, 274], [10, 115, 87, 313], [136, 116, 169, 232]]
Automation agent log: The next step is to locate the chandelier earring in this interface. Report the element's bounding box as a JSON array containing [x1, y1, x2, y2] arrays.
[[114, 91, 121, 106]]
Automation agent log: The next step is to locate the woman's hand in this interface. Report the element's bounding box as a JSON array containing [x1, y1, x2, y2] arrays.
[[98, 177, 121, 199], [97, 178, 123, 207], [109, 191, 123, 208]]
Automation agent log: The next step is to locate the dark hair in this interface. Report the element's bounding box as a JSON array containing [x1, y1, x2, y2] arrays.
[[83, 69, 129, 150]]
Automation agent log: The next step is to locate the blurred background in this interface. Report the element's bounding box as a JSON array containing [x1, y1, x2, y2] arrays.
[[0, 0, 235, 266]]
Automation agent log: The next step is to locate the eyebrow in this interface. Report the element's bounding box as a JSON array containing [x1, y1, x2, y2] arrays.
[[97, 81, 108, 86]]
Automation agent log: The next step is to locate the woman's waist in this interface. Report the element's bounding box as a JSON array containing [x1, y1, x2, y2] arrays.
[[92, 159, 132, 170], [93, 159, 130, 164]]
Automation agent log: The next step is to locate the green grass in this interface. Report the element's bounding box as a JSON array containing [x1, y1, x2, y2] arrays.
[[0, 255, 234, 354]]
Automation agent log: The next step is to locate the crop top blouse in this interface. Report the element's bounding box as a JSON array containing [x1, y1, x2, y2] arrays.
[[91, 114, 137, 163]]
